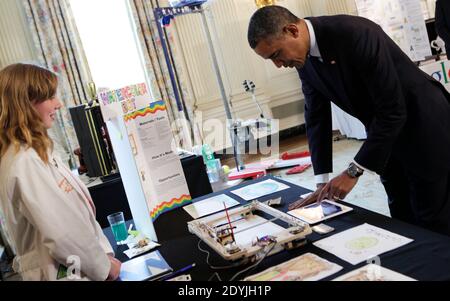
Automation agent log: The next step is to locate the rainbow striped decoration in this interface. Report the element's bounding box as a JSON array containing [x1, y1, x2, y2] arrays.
[[150, 194, 192, 221], [124, 100, 166, 122]]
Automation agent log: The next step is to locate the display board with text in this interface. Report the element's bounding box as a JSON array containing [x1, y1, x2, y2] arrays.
[[98, 83, 191, 240]]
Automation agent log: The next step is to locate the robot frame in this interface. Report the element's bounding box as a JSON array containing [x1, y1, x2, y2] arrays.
[[188, 201, 312, 263]]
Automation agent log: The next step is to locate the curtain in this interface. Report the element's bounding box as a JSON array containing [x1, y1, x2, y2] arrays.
[[0, 0, 37, 69], [23, 0, 93, 167], [128, 0, 202, 149]]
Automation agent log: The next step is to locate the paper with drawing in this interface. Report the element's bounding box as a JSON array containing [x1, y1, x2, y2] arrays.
[[244, 253, 342, 281], [231, 179, 290, 201], [314, 223, 413, 265]]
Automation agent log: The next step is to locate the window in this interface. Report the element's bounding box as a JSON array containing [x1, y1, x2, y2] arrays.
[[70, 0, 148, 92]]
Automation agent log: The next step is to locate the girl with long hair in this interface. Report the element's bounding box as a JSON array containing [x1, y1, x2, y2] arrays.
[[0, 63, 121, 281]]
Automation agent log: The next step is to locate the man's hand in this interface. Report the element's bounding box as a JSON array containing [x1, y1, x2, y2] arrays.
[[317, 171, 359, 202], [288, 183, 326, 210], [106, 255, 122, 281]]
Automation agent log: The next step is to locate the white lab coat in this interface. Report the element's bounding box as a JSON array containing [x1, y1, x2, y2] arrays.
[[0, 146, 113, 281]]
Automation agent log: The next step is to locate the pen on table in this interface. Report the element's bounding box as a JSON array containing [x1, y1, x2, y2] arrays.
[[160, 263, 196, 281]]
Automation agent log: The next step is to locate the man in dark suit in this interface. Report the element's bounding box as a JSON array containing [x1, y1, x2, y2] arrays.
[[436, 0, 450, 59], [247, 6, 450, 235]]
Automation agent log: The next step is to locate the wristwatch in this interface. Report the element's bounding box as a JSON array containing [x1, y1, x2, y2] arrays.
[[347, 162, 364, 178]]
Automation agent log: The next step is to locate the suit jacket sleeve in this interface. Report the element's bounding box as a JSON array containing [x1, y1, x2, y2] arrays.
[[435, 1, 450, 44], [352, 24, 407, 174], [299, 71, 333, 175]]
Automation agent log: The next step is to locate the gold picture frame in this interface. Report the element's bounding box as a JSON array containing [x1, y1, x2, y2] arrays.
[[255, 0, 276, 8]]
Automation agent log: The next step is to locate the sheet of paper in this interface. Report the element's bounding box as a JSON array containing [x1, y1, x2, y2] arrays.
[[355, 0, 431, 61], [313, 223, 413, 265], [269, 157, 312, 169], [244, 253, 342, 281], [333, 264, 416, 281], [183, 194, 240, 219], [245, 159, 278, 170], [231, 179, 290, 201]]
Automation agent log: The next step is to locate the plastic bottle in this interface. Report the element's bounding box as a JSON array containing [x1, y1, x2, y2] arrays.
[[201, 144, 215, 164], [202, 144, 220, 183]]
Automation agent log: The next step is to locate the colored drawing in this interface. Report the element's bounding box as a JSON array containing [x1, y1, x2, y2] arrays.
[[231, 179, 290, 201], [245, 253, 342, 281], [314, 224, 413, 265], [345, 237, 379, 250]]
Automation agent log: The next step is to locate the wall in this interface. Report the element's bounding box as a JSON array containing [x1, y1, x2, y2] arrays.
[[170, 0, 356, 150], [0, 0, 358, 153]]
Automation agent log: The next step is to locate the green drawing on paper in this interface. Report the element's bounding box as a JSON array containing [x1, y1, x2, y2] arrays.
[[345, 237, 379, 250]]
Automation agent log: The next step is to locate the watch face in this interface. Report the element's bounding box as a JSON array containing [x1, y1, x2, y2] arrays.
[[348, 166, 356, 177], [348, 164, 362, 178], [349, 164, 364, 178]]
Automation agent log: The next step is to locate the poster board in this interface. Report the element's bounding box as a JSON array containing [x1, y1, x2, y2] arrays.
[[98, 83, 191, 240], [123, 100, 191, 220], [419, 58, 450, 93], [356, 0, 432, 62]]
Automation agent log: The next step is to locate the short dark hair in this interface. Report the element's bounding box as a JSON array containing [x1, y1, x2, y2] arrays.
[[247, 5, 300, 49]]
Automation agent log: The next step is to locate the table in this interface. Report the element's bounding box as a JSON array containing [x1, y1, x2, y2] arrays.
[[104, 175, 450, 281]]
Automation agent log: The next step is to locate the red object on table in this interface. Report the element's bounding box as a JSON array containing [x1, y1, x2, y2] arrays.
[[223, 202, 236, 242], [281, 151, 310, 160], [286, 164, 312, 175], [228, 168, 267, 180]]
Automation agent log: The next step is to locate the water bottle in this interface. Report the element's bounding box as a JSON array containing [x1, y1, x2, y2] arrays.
[[202, 144, 219, 183], [201, 144, 215, 164]]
